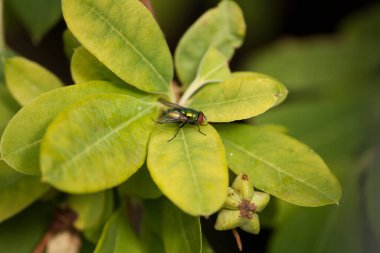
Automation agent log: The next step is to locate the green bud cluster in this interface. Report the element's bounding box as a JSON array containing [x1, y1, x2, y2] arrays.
[[215, 173, 270, 234]]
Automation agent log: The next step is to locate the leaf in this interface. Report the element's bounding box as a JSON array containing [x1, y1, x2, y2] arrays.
[[63, 29, 81, 59], [118, 164, 162, 199], [179, 47, 231, 105], [147, 123, 228, 215], [340, 3, 380, 42], [0, 49, 16, 81], [201, 234, 214, 253], [40, 94, 158, 193], [141, 199, 166, 253], [188, 75, 286, 122], [255, 98, 368, 161], [162, 199, 202, 253], [94, 209, 141, 253], [216, 124, 341, 206], [365, 150, 380, 242], [193, 47, 230, 85], [67, 190, 114, 231], [141, 198, 202, 253], [62, 0, 173, 94], [232, 71, 288, 106], [269, 163, 362, 253], [0, 203, 53, 253], [1, 81, 141, 175], [245, 37, 380, 92], [175, 0, 245, 86], [0, 84, 19, 134], [0, 161, 49, 222], [8, 0, 62, 43], [71, 46, 125, 85], [5, 56, 63, 105]]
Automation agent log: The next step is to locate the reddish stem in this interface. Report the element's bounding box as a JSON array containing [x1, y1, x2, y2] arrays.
[[140, 0, 155, 18], [232, 229, 243, 251]]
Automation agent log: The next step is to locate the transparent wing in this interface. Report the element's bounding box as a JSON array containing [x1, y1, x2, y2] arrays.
[[158, 98, 185, 108], [156, 110, 187, 123]]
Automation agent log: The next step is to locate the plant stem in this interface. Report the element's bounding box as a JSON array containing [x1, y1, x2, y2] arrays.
[[178, 79, 203, 106], [0, 0, 5, 51], [232, 229, 243, 251]]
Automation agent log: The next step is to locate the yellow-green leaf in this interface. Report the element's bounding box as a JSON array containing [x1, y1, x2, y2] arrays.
[[62, 0, 173, 94], [40, 94, 158, 193], [216, 124, 341, 207], [175, 0, 245, 87], [5, 57, 63, 105], [95, 209, 141, 253], [8, 0, 61, 43], [63, 29, 80, 59], [0, 161, 49, 222], [147, 124, 228, 216], [0, 85, 19, 134], [179, 47, 230, 105], [1, 81, 141, 175], [67, 190, 113, 231], [162, 199, 202, 253], [118, 164, 162, 199], [188, 75, 286, 122], [71, 46, 125, 85], [232, 71, 288, 106]]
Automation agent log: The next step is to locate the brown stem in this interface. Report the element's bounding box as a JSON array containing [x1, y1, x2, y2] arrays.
[[232, 229, 243, 251], [32, 231, 54, 253], [32, 207, 78, 253]]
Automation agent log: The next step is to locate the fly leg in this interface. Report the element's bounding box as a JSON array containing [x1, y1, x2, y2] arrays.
[[197, 124, 206, 136], [151, 118, 162, 124], [168, 122, 186, 142]]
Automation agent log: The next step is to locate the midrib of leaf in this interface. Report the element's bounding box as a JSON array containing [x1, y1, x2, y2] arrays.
[[51, 104, 155, 173], [223, 138, 335, 202], [82, 1, 168, 89], [2, 139, 41, 159], [180, 130, 203, 204], [197, 61, 227, 83], [192, 93, 277, 107], [173, 209, 194, 253]]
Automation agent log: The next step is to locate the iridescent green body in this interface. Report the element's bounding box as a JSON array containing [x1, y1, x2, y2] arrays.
[[156, 99, 207, 142], [166, 108, 200, 124]]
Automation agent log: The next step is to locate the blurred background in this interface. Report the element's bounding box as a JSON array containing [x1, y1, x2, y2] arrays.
[[3, 0, 380, 252]]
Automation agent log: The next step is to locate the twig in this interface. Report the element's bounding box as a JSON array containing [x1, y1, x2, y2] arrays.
[[232, 229, 243, 251]]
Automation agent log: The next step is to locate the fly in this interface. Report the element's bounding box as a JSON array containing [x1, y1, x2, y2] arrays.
[[154, 99, 207, 142]]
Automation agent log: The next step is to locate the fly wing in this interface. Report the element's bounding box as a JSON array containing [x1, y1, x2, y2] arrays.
[[156, 110, 187, 123], [158, 98, 185, 108]]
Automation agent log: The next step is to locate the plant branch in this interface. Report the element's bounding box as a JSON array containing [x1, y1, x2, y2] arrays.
[[178, 79, 203, 106]]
